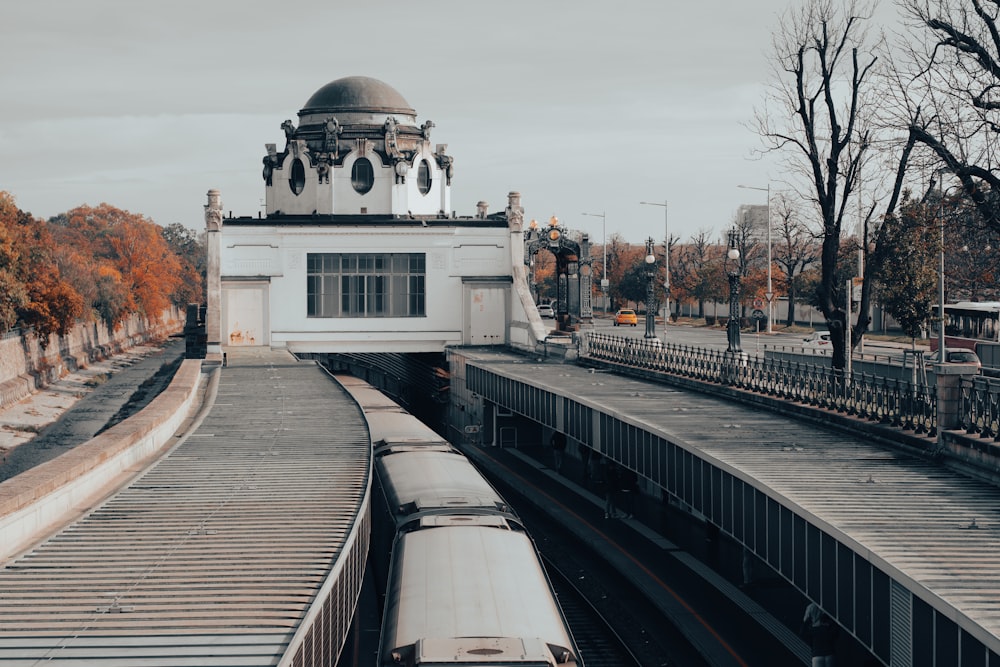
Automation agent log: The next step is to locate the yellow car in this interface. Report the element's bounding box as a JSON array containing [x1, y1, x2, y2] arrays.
[[614, 309, 638, 326]]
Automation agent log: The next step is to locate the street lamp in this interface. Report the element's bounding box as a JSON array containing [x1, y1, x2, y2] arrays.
[[936, 173, 948, 358], [643, 237, 657, 339], [737, 184, 772, 333], [582, 211, 608, 313], [727, 228, 742, 353], [639, 201, 669, 323]]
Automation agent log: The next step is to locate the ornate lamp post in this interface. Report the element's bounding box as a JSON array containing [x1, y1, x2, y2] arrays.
[[643, 237, 657, 339], [727, 228, 742, 353]]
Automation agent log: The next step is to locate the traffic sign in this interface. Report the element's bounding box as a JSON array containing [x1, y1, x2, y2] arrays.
[[752, 297, 764, 309], [765, 292, 774, 302]]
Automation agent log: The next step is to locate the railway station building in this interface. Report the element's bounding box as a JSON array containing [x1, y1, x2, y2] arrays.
[[205, 76, 548, 356]]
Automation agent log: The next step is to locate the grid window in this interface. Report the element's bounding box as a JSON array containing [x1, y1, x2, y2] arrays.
[[307, 253, 426, 317]]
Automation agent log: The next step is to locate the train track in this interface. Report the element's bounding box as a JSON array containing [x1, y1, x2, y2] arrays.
[[485, 469, 710, 667], [543, 554, 643, 667]]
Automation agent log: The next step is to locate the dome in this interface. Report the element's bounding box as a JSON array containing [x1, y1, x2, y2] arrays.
[[301, 76, 415, 116]]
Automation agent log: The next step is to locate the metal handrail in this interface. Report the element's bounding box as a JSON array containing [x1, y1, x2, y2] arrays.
[[582, 332, 938, 437]]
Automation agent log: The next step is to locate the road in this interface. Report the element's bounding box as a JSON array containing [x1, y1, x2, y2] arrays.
[[569, 316, 809, 355], [565, 316, 929, 365]]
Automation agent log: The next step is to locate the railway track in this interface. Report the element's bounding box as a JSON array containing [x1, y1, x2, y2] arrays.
[[543, 554, 643, 667], [485, 468, 710, 667]]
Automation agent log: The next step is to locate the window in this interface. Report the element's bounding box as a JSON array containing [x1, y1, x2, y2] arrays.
[[307, 253, 425, 318], [289, 158, 306, 195], [351, 158, 374, 194], [417, 159, 432, 195]]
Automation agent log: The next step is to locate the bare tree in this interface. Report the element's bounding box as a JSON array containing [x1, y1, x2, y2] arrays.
[[771, 193, 820, 325], [672, 230, 714, 318], [605, 232, 631, 311], [754, 0, 880, 368], [899, 0, 1000, 230], [730, 212, 765, 318]]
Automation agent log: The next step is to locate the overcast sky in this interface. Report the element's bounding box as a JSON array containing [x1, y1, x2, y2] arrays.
[[1, 0, 901, 243]]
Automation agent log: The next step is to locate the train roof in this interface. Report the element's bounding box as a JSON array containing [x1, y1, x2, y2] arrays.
[[380, 525, 576, 666], [363, 411, 448, 446], [377, 450, 509, 520]]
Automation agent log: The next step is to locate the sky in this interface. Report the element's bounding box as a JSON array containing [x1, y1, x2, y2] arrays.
[[0, 1, 901, 244]]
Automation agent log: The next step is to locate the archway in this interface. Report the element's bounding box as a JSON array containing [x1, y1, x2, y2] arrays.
[[524, 217, 593, 332]]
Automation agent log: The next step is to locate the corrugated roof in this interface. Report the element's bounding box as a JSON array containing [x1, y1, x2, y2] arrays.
[[462, 349, 1000, 652], [0, 348, 370, 666]]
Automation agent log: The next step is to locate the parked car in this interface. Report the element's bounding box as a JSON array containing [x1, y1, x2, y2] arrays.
[[614, 309, 638, 326], [802, 331, 832, 347], [927, 348, 982, 371], [537, 303, 554, 319]]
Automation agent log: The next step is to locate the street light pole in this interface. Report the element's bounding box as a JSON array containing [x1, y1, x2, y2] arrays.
[[939, 178, 946, 359], [727, 227, 742, 353], [643, 237, 657, 338], [737, 184, 772, 333], [639, 200, 669, 324], [582, 211, 608, 314]]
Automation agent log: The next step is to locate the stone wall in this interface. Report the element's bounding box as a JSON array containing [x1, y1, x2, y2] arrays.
[[0, 307, 184, 411]]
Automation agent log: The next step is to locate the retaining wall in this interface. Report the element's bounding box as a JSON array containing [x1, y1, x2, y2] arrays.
[[0, 307, 183, 411]]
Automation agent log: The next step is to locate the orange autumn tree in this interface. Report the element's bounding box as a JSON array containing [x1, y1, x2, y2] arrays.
[[0, 192, 85, 344], [50, 204, 182, 330]]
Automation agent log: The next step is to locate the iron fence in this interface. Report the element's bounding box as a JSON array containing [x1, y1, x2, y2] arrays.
[[960, 375, 1000, 441], [582, 332, 938, 436]]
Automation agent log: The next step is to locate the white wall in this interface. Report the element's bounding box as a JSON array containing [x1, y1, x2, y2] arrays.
[[221, 223, 515, 353]]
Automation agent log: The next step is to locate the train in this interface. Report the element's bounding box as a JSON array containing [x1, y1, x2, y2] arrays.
[[336, 375, 581, 667]]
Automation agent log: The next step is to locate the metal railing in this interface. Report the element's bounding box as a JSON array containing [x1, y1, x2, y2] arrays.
[[960, 375, 1000, 441], [582, 333, 938, 436]]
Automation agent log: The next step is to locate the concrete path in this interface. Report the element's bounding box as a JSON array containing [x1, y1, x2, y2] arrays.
[[0, 338, 185, 482]]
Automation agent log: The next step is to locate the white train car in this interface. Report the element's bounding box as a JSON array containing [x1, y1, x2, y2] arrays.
[[380, 522, 579, 666], [335, 375, 580, 667]]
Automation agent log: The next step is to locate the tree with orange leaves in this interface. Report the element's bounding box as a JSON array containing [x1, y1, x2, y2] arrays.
[[49, 204, 184, 329], [0, 192, 85, 344]]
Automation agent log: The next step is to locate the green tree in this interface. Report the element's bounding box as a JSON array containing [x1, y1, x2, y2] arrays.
[[872, 197, 937, 339], [618, 261, 652, 309], [161, 223, 206, 306]]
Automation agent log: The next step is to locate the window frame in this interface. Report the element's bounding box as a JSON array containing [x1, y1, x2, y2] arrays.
[[351, 158, 375, 194], [417, 159, 432, 195], [307, 252, 426, 318]]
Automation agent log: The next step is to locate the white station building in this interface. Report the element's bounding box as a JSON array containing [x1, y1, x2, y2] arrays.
[[205, 76, 548, 355]]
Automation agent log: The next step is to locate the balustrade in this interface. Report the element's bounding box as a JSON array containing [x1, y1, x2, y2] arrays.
[[584, 332, 939, 436]]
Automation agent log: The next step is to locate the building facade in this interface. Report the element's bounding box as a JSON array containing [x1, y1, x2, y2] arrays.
[[207, 76, 546, 355]]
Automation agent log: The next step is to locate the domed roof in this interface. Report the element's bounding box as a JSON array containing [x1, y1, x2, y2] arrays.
[[301, 76, 415, 116]]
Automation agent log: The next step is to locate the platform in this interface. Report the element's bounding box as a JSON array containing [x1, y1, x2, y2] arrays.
[[454, 346, 1000, 665]]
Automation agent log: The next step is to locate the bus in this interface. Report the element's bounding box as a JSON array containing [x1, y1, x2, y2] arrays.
[[930, 302, 1000, 371], [931, 301, 1000, 352]]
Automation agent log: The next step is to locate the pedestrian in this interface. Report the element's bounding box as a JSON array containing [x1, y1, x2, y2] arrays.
[[580, 446, 592, 486], [801, 603, 837, 666], [741, 547, 753, 587], [619, 467, 637, 518], [550, 431, 566, 474], [604, 463, 620, 519]]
